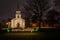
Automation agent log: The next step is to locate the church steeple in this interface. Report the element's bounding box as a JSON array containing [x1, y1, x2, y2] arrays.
[[16, 0, 21, 18], [16, 0, 20, 11]]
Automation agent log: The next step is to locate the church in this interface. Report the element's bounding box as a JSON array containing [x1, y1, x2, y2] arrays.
[[10, 1, 25, 29]]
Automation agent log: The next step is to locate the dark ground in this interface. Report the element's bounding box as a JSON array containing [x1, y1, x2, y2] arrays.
[[0, 28, 60, 40]]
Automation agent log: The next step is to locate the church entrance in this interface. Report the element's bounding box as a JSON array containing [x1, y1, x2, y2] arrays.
[[17, 23, 22, 29], [17, 23, 20, 28]]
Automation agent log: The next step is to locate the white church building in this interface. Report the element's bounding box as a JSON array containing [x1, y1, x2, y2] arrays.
[[11, 11, 25, 29], [10, 1, 25, 29]]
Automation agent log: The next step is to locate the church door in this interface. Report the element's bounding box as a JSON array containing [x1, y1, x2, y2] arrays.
[[17, 23, 20, 28]]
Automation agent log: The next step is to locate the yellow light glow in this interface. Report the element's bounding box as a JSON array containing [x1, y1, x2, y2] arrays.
[[6, 22, 9, 25], [31, 31, 33, 32]]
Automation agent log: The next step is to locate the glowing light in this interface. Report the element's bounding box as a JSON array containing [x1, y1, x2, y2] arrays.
[[34, 27, 39, 31], [31, 31, 33, 32], [7, 28, 10, 32], [6, 22, 9, 25], [32, 23, 37, 27], [11, 28, 34, 32]]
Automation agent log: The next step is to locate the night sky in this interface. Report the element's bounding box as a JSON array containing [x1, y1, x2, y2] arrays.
[[0, 0, 60, 22], [0, 0, 26, 20]]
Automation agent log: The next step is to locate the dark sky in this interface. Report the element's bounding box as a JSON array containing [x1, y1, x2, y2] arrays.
[[0, 0, 60, 22], [0, 0, 16, 19], [0, 0, 28, 20]]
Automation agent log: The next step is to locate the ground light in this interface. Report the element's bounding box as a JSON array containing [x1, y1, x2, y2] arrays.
[[7, 28, 10, 32], [2, 28, 10, 32], [34, 27, 39, 32]]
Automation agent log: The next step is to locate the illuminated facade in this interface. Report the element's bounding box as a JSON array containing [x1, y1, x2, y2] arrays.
[[10, 1, 25, 29], [11, 11, 25, 29]]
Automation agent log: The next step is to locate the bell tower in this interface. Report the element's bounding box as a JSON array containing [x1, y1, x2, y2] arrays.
[[16, 0, 21, 18]]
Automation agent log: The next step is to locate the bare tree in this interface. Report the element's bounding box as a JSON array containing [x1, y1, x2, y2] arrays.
[[23, 0, 55, 27]]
